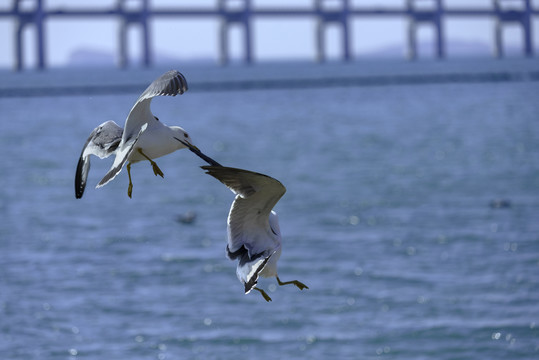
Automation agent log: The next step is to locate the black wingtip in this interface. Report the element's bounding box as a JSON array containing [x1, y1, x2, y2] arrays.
[[176, 70, 188, 94], [75, 156, 87, 199], [162, 70, 188, 96], [244, 255, 272, 294]]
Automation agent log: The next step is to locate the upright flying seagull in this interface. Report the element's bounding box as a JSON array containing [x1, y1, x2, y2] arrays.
[[75, 70, 196, 198]]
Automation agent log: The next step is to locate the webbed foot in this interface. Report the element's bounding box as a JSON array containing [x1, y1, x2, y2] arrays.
[[276, 276, 309, 291], [136, 148, 164, 178], [151, 161, 164, 178], [253, 287, 272, 302]]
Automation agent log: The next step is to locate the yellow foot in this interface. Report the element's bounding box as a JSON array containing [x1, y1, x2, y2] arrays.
[[136, 148, 164, 178], [292, 280, 309, 290], [151, 161, 164, 178], [276, 276, 309, 290], [254, 287, 272, 302]]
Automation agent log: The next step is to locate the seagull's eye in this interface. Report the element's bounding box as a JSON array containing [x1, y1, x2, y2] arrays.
[[154, 116, 159, 121], [184, 133, 189, 138]]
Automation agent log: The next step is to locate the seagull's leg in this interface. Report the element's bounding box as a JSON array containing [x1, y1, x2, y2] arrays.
[[137, 148, 164, 178], [253, 287, 272, 302], [127, 162, 134, 198], [276, 275, 309, 291]]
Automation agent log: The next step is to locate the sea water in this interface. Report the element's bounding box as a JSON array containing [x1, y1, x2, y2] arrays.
[[0, 59, 538, 359]]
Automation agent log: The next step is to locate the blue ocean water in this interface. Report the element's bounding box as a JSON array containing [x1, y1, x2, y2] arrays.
[[0, 59, 538, 359]]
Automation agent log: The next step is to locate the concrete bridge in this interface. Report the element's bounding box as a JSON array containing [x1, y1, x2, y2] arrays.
[[0, 0, 537, 70]]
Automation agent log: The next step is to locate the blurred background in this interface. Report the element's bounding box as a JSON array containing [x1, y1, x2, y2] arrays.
[[1, 1, 538, 359]]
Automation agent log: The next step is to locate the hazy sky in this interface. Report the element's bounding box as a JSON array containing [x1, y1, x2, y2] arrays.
[[0, 0, 537, 68]]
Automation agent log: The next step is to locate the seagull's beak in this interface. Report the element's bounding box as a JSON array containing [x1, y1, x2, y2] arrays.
[[174, 137, 222, 167], [174, 137, 200, 152]]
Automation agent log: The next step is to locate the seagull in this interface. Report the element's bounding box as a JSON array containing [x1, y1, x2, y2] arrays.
[[75, 70, 196, 199], [202, 165, 309, 302]]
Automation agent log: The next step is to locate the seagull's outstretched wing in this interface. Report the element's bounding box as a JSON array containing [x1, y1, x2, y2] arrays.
[[75, 120, 122, 199], [122, 70, 188, 143], [202, 166, 286, 259], [96, 123, 147, 188]]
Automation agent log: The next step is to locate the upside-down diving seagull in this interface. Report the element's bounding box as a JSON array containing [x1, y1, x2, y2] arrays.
[[75, 70, 196, 199], [202, 164, 309, 302]]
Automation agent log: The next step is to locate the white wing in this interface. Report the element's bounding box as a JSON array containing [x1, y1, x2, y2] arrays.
[[202, 166, 286, 258], [75, 120, 122, 198], [121, 70, 188, 143], [96, 123, 147, 188]]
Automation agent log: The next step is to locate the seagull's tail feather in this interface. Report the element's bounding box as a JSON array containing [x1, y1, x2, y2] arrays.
[[243, 256, 272, 294], [228, 245, 275, 294], [75, 155, 90, 199]]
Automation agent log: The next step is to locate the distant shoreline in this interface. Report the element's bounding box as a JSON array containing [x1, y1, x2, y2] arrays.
[[1, 67, 538, 99]]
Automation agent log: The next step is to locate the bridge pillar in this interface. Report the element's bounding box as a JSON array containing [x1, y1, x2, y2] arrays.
[[219, 0, 252, 65], [117, 0, 151, 68], [406, 0, 444, 60], [315, 0, 351, 62], [493, 0, 533, 58], [13, 0, 46, 71]]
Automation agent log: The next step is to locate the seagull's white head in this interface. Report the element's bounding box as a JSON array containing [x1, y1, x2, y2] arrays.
[[170, 126, 196, 150]]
